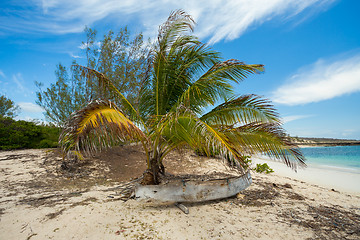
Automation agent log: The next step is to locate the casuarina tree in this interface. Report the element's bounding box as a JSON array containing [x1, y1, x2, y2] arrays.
[[0, 94, 19, 118]]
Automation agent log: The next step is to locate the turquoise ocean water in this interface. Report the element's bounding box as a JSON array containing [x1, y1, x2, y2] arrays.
[[301, 145, 360, 173]]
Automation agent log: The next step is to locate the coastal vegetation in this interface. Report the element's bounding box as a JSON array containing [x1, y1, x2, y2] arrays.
[[254, 163, 274, 174], [59, 10, 305, 185], [240, 155, 274, 174], [0, 117, 59, 150], [0, 95, 59, 150]]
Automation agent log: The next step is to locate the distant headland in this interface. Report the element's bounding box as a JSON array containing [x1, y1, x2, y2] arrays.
[[291, 137, 360, 147]]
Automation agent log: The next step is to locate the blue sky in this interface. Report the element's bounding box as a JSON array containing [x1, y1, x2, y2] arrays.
[[0, 0, 359, 139]]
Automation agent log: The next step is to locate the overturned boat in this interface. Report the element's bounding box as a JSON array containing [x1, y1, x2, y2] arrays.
[[135, 170, 252, 202]]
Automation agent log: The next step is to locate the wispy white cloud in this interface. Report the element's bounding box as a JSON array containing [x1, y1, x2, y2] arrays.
[[192, 0, 335, 44], [0, 70, 6, 78], [341, 129, 360, 138], [272, 53, 360, 105], [282, 115, 313, 124], [12, 73, 25, 92], [68, 52, 82, 59], [18, 102, 44, 113], [1, 0, 335, 43]]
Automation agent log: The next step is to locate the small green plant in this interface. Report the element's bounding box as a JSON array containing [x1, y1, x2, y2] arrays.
[[239, 155, 252, 170], [253, 163, 274, 174]]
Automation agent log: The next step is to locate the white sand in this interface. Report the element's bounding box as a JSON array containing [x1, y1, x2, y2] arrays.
[[252, 156, 360, 194], [0, 149, 359, 240]]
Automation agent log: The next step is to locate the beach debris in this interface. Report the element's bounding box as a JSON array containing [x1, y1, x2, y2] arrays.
[[175, 203, 189, 214], [115, 230, 124, 235], [20, 223, 37, 240], [273, 183, 292, 189], [282, 205, 360, 239], [287, 192, 305, 201], [46, 208, 66, 220], [236, 193, 245, 199], [116, 178, 142, 201]]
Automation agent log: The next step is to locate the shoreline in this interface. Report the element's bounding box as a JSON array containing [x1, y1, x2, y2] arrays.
[[252, 156, 360, 195]]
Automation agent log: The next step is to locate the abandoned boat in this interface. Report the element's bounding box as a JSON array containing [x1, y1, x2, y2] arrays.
[[135, 170, 252, 202]]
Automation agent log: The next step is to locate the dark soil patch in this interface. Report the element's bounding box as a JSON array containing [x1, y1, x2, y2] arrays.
[[37, 147, 143, 191], [90, 145, 147, 182], [42, 145, 147, 185]]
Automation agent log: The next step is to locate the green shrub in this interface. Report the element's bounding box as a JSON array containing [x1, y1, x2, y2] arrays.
[[0, 117, 60, 150], [38, 139, 58, 148], [253, 163, 274, 174]]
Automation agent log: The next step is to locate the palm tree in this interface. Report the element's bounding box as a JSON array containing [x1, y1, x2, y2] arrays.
[[60, 10, 305, 185]]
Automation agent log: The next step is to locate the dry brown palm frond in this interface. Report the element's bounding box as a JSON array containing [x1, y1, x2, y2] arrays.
[[60, 99, 147, 159]]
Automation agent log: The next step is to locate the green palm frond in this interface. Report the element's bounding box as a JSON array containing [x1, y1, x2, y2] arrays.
[[201, 94, 280, 126], [221, 122, 306, 170], [204, 59, 264, 84], [153, 105, 243, 166], [150, 9, 220, 116], [157, 10, 195, 52], [60, 99, 146, 158], [152, 43, 221, 115], [153, 103, 304, 171], [176, 60, 264, 113]]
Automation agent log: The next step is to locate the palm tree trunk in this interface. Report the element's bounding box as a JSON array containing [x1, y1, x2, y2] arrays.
[[150, 157, 160, 184], [142, 157, 161, 185]]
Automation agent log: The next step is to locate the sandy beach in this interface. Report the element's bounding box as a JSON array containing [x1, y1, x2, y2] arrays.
[[253, 155, 360, 195], [1, 147, 359, 239]]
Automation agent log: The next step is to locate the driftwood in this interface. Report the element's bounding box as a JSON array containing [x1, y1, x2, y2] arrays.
[[175, 203, 189, 214], [135, 171, 252, 202]]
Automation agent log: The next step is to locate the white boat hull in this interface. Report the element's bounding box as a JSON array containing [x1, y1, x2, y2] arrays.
[[135, 171, 252, 202]]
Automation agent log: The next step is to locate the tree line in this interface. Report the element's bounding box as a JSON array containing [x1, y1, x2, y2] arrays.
[[0, 94, 59, 150]]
